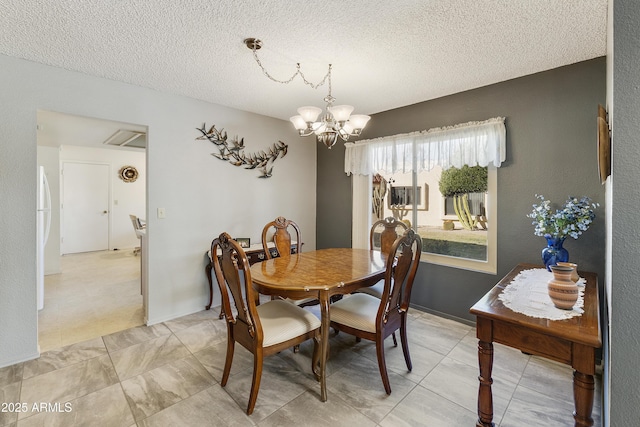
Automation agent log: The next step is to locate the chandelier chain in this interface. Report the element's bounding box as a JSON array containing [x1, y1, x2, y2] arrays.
[[250, 47, 332, 92], [244, 37, 369, 149]]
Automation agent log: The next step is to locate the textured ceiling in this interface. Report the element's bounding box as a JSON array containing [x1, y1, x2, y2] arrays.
[[1, 0, 607, 122]]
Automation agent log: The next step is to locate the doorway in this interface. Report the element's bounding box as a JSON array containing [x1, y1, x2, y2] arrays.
[[37, 110, 148, 351]]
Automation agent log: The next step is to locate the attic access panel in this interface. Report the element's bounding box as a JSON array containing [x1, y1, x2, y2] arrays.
[[103, 129, 146, 149]]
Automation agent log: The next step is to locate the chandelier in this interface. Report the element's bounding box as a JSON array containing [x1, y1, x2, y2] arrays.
[[245, 38, 371, 149]]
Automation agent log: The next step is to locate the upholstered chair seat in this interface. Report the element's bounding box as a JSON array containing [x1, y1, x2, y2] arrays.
[[329, 294, 380, 333], [257, 299, 321, 346], [356, 281, 384, 300]]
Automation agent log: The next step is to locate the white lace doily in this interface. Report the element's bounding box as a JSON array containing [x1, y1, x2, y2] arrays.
[[498, 268, 585, 320]]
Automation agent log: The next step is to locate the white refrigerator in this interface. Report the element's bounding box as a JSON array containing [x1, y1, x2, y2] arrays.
[[37, 166, 51, 311]]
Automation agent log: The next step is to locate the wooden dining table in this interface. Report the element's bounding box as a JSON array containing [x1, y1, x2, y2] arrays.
[[249, 247, 387, 401]]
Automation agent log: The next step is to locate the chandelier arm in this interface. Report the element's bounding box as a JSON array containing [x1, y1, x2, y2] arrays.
[[299, 129, 315, 137], [337, 127, 349, 140]]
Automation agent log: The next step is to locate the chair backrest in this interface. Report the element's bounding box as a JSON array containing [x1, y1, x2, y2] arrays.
[[211, 232, 263, 345], [129, 214, 144, 238], [261, 216, 302, 260], [370, 217, 408, 254], [377, 228, 422, 325]]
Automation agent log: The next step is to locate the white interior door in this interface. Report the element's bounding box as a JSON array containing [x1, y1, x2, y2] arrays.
[[62, 162, 110, 254]]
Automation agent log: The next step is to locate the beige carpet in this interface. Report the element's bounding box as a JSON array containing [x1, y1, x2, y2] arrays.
[[38, 249, 144, 352]]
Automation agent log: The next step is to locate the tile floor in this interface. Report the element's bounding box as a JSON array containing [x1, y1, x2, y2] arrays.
[[1, 251, 603, 426]]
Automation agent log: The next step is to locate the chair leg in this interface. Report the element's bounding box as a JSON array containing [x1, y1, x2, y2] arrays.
[[392, 332, 397, 347], [221, 335, 235, 387], [311, 335, 321, 382], [400, 316, 412, 371], [247, 350, 264, 415], [375, 335, 392, 394]]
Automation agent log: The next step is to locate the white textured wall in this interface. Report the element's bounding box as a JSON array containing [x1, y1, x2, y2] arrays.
[[0, 54, 316, 367]]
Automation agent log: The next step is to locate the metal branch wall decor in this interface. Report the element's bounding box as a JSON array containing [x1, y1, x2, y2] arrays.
[[196, 124, 288, 178]]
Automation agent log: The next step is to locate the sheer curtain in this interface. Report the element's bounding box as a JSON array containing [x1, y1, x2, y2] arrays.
[[345, 117, 506, 176], [345, 117, 505, 252]]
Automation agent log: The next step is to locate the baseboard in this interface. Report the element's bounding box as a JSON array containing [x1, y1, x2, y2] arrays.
[[0, 350, 40, 369], [145, 305, 210, 326], [410, 303, 476, 327]]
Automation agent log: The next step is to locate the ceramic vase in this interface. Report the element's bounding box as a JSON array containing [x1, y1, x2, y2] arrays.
[[556, 262, 579, 282], [548, 265, 579, 310], [542, 236, 569, 271]]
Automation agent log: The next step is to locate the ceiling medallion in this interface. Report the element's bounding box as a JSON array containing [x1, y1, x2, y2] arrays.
[[196, 124, 287, 178], [118, 165, 139, 183]]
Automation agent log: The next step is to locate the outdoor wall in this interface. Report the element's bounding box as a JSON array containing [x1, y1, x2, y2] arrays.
[[375, 167, 447, 227], [317, 57, 606, 323], [0, 54, 316, 367]]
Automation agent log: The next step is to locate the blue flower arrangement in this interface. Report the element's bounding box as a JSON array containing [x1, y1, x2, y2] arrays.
[[528, 195, 598, 240]]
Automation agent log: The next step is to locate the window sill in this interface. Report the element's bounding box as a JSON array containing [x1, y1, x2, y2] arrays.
[[420, 251, 497, 275]]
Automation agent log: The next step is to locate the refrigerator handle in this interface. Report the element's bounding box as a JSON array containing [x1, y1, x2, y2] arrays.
[[43, 171, 51, 245]]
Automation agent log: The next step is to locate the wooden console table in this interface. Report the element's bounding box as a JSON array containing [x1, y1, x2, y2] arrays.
[[470, 263, 601, 427], [204, 242, 299, 311]]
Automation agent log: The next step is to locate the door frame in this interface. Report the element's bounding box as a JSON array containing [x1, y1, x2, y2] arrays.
[[37, 109, 149, 335]]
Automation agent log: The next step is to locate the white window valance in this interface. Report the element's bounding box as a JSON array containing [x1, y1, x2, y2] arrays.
[[344, 117, 506, 176]]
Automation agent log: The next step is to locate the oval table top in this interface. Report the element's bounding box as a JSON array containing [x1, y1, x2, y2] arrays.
[[249, 247, 386, 292]]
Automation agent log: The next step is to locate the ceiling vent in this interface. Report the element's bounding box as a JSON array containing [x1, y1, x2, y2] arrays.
[[103, 129, 146, 149]]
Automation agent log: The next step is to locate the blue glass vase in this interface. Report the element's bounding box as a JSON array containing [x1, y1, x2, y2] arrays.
[[542, 236, 569, 271]]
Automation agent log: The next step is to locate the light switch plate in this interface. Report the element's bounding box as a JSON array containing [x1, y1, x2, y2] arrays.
[[157, 207, 166, 219]]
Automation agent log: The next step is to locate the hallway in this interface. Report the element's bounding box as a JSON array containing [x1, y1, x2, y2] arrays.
[[38, 249, 144, 352]]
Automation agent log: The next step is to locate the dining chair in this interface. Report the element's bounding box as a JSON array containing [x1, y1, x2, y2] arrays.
[[128, 214, 146, 255], [329, 228, 422, 394], [261, 216, 317, 307], [261, 216, 301, 260], [356, 217, 408, 299], [211, 232, 321, 415]]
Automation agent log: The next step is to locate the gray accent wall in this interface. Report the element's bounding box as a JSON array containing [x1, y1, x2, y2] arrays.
[[611, 0, 640, 424], [317, 58, 606, 323]]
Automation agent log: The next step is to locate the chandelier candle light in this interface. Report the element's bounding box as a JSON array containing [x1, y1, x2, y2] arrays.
[[245, 38, 370, 149]]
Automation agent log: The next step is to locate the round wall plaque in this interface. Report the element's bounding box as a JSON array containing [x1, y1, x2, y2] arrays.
[[597, 105, 611, 184], [118, 165, 139, 182]]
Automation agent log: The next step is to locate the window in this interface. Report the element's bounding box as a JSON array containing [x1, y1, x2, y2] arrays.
[[346, 118, 505, 274], [389, 185, 419, 206], [444, 192, 484, 217], [370, 166, 496, 271]]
